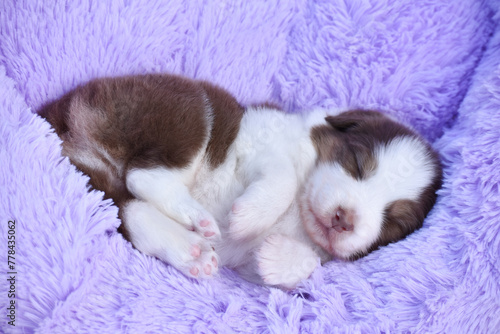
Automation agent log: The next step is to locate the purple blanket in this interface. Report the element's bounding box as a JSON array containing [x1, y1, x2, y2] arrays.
[[1, 1, 499, 333]]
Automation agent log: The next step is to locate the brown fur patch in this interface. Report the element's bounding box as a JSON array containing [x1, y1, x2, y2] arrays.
[[199, 81, 244, 168], [39, 74, 239, 208], [365, 168, 442, 258], [311, 110, 427, 180], [88, 74, 210, 170], [310, 125, 343, 161]]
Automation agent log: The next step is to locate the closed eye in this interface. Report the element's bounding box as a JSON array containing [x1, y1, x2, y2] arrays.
[[354, 153, 363, 179], [344, 150, 362, 180], [353, 149, 376, 180]]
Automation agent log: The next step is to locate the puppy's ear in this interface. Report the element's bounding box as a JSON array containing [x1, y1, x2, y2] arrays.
[[325, 110, 383, 132], [325, 114, 359, 132]]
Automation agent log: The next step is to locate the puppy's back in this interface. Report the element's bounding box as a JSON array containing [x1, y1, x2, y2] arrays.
[[39, 74, 244, 206]]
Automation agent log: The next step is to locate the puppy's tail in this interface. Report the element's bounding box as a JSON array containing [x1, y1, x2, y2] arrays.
[[38, 91, 74, 137]]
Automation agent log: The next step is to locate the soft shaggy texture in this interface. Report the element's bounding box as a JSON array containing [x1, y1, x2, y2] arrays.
[[1, 1, 499, 333]]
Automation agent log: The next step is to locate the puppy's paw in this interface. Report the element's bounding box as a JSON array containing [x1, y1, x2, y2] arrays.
[[257, 234, 319, 289], [190, 209, 221, 242], [160, 230, 220, 279], [227, 199, 258, 239], [122, 200, 219, 280], [228, 198, 274, 240], [170, 200, 221, 241]]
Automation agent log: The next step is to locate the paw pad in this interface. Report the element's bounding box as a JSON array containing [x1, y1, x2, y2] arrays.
[[191, 245, 201, 258], [190, 267, 199, 277]]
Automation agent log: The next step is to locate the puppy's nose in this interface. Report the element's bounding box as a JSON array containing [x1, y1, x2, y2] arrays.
[[331, 207, 354, 232]]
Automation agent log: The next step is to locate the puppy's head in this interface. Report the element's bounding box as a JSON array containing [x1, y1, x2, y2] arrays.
[[301, 110, 442, 260]]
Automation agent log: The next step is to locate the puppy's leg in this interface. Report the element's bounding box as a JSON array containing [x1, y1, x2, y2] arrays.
[[257, 234, 319, 289], [126, 167, 220, 240], [122, 200, 219, 278], [228, 159, 296, 239]]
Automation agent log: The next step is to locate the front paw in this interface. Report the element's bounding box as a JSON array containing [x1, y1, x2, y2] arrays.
[[257, 234, 319, 289], [192, 210, 221, 241], [227, 197, 275, 240], [169, 200, 221, 241]]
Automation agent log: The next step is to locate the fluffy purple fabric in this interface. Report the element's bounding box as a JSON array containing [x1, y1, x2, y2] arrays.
[[1, 0, 499, 333]]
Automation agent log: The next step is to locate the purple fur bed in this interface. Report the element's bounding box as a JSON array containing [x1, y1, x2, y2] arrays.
[[1, 1, 499, 333]]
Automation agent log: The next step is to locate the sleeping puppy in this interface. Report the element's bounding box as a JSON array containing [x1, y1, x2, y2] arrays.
[[40, 74, 442, 289]]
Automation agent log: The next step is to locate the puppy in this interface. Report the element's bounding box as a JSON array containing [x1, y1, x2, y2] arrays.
[[40, 74, 442, 289]]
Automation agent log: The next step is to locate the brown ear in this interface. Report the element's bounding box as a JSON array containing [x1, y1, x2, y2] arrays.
[[325, 110, 383, 131], [325, 114, 359, 132]]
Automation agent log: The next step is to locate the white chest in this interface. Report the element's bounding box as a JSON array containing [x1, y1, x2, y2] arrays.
[[188, 109, 328, 274]]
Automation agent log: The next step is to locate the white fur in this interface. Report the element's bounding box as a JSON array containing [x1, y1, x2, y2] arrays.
[[122, 200, 218, 278], [257, 234, 319, 290], [126, 167, 216, 231], [374, 137, 436, 201], [125, 165, 221, 278], [212, 108, 321, 271]]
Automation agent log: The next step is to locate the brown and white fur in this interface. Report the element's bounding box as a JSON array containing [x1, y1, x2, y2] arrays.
[[40, 74, 442, 289]]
